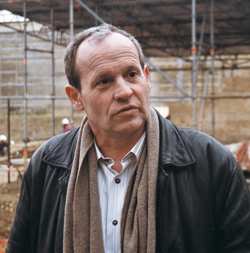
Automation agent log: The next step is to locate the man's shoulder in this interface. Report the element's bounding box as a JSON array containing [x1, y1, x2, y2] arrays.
[[161, 118, 225, 150], [162, 118, 236, 167], [161, 120, 243, 192], [176, 124, 238, 174], [38, 126, 79, 152], [31, 126, 80, 168], [177, 125, 230, 154]]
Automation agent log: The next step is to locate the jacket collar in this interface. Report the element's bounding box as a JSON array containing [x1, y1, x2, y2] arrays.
[[43, 127, 80, 169], [42, 111, 195, 170], [156, 110, 195, 169]]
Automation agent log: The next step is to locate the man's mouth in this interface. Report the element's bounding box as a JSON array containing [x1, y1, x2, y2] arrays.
[[116, 106, 138, 115]]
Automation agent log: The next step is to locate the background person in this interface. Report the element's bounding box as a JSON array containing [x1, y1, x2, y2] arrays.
[[0, 134, 8, 156], [62, 118, 72, 132]]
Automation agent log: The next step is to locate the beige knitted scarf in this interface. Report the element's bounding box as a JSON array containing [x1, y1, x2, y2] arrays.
[[63, 107, 159, 253]]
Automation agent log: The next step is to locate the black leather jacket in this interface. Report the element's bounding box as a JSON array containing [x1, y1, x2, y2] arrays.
[[6, 114, 250, 253]]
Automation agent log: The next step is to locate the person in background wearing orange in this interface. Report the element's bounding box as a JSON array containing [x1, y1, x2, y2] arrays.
[[62, 118, 72, 133]]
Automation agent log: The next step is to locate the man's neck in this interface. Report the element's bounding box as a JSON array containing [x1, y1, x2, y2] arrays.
[[94, 130, 145, 173]]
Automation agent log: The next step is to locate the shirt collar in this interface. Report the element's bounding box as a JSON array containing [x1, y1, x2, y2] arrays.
[[94, 132, 146, 161]]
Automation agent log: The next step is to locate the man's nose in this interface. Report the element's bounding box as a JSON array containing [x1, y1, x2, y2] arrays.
[[114, 78, 133, 101]]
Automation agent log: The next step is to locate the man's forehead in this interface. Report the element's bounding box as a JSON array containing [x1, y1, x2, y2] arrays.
[[76, 32, 139, 71], [80, 32, 135, 53]]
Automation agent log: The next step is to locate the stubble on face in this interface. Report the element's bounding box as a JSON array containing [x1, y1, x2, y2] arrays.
[[75, 33, 151, 143]]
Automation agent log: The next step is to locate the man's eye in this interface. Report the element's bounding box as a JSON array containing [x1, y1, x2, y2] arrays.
[[100, 79, 109, 84], [96, 78, 112, 87], [129, 72, 136, 78]]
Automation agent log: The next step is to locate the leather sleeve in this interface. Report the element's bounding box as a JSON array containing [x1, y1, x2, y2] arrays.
[[215, 161, 250, 252], [183, 127, 250, 252], [5, 140, 47, 253]]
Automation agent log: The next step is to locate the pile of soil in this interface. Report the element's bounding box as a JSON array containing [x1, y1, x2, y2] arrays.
[[0, 179, 22, 239]]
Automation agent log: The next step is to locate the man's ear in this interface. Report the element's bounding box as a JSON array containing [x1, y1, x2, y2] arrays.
[[144, 65, 151, 93], [65, 85, 85, 111]]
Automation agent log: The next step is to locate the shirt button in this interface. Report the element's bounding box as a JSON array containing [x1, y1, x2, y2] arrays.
[[115, 178, 121, 184], [112, 220, 118, 226]]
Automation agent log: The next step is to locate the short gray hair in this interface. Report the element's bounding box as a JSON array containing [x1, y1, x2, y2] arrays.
[[64, 24, 145, 91]]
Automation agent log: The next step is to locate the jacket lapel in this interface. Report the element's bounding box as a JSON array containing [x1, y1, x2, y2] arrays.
[[43, 127, 80, 169], [156, 110, 195, 169]]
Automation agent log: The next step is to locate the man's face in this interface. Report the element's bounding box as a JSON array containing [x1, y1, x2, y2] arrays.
[[71, 33, 151, 139]]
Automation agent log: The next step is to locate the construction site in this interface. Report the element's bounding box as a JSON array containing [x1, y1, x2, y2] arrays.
[[0, 0, 250, 249]]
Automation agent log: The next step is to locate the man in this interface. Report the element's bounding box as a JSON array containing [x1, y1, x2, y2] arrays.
[[0, 134, 8, 156], [6, 24, 250, 253], [62, 118, 72, 133]]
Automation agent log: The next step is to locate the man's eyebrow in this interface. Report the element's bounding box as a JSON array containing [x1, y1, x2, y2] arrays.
[[125, 63, 141, 70], [127, 64, 137, 68], [126, 64, 142, 73], [91, 70, 112, 83]]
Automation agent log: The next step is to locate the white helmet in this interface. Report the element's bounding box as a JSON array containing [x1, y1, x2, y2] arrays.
[[0, 134, 7, 141], [62, 118, 69, 125]]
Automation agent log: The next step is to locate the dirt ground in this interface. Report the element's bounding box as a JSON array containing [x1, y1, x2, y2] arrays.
[[0, 179, 21, 239]]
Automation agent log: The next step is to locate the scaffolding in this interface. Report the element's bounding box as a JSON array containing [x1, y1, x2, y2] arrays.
[[0, 0, 250, 147]]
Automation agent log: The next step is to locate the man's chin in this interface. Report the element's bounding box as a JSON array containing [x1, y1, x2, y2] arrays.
[[112, 120, 146, 136]]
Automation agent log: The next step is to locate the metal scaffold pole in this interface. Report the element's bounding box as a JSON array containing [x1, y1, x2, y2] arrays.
[[23, 0, 28, 147], [191, 0, 197, 130], [7, 99, 10, 184], [210, 0, 215, 137], [70, 0, 74, 128], [197, 0, 209, 132], [76, 0, 106, 24], [51, 0, 55, 136]]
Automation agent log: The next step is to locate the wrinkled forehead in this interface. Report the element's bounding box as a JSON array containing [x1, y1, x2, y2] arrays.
[[84, 32, 137, 54], [75, 32, 140, 69]]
